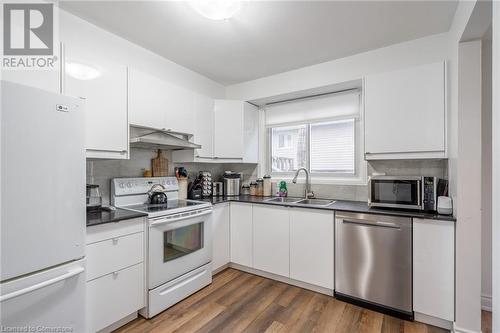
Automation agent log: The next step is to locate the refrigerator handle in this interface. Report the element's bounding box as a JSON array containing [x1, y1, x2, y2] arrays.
[[0, 266, 84, 302]]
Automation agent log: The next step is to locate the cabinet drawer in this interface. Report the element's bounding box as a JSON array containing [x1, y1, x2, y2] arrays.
[[87, 232, 143, 281], [87, 263, 144, 332], [86, 217, 145, 244]]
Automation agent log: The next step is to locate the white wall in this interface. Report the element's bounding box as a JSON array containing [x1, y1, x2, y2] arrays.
[[481, 34, 492, 312], [492, 2, 500, 332], [2, 8, 225, 99], [226, 32, 452, 102], [59, 10, 225, 98], [456, 40, 482, 333]]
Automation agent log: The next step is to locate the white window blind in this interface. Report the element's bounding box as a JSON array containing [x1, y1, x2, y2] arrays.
[[265, 91, 359, 126], [266, 90, 361, 177]]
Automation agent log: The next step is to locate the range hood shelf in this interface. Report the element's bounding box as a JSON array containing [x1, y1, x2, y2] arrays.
[[129, 125, 201, 151]]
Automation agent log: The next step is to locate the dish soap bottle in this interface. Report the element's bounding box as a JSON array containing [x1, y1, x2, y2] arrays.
[[277, 181, 288, 197]]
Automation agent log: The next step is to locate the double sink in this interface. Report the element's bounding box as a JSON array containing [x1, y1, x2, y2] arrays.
[[264, 197, 335, 207]]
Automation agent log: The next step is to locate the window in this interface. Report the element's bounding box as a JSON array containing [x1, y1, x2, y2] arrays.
[[265, 90, 365, 183]]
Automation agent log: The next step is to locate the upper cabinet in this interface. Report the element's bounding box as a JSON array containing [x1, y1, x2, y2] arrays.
[[63, 43, 129, 159], [128, 68, 194, 135], [173, 99, 259, 163], [364, 62, 446, 160]]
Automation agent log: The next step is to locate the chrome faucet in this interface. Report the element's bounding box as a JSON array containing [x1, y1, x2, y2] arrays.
[[292, 167, 315, 199]]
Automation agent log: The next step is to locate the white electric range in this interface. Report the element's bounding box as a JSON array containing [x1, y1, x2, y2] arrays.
[[112, 177, 213, 318]]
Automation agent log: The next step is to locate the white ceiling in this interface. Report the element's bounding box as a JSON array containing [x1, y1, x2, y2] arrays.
[[60, 1, 458, 86]]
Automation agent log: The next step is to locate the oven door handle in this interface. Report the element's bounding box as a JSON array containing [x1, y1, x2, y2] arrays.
[[150, 209, 212, 227]]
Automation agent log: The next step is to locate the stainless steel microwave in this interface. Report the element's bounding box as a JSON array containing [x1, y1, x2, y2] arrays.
[[368, 176, 441, 211]]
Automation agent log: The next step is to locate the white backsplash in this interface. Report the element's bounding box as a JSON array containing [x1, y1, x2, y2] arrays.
[[87, 151, 447, 205]]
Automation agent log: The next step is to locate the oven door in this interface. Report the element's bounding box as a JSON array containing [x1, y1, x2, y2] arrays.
[[148, 208, 212, 289], [368, 176, 422, 210]]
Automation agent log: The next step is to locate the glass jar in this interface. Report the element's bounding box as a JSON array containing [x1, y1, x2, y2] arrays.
[[241, 183, 250, 195], [256, 178, 264, 196], [263, 175, 272, 197], [249, 181, 257, 196]]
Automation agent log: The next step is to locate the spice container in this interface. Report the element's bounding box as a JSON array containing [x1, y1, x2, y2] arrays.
[[249, 181, 257, 196], [256, 178, 264, 196], [263, 175, 272, 197], [241, 183, 250, 195]]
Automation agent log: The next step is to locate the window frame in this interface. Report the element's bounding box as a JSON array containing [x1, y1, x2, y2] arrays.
[[264, 93, 367, 185]]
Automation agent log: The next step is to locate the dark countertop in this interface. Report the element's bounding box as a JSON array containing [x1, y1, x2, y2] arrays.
[[86, 208, 148, 227], [204, 195, 456, 222]]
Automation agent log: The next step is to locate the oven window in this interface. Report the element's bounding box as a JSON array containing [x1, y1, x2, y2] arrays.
[[372, 180, 418, 205], [163, 222, 203, 262]]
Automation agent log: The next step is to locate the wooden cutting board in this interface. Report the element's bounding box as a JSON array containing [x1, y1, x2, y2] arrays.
[[152, 149, 168, 177]]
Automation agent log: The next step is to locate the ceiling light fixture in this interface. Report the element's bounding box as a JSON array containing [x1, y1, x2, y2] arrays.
[[65, 62, 101, 80], [188, 0, 242, 21]]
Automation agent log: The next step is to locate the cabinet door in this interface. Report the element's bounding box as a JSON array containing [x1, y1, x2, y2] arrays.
[[243, 103, 259, 163], [230, 203, 253, 267], [164, 84, 194, 135], [64, 45, 128, 157], [128, 68, 167, 129], [365, 62, 445, 158], [290, 208, 334, 289], [87, 263, 144, 332], [214, 100, 244, 159], [193, 94, 214, 158], [253, 205, 289, 277], [413, 218, 454, 321], [212, 203, 230, 272]]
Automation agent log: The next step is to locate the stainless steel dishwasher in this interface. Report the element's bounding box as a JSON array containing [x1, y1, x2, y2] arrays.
[[335, 212, 413, 320]]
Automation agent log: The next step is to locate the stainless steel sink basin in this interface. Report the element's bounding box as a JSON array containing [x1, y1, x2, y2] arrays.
[[295, 199, 334, 206], [264, 197, 301, 203]]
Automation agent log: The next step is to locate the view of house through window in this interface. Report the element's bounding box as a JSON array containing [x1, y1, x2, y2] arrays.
[[266, 91, 361, 178]]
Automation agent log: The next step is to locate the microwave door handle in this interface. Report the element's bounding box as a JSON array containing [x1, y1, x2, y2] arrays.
[[150, 209, 212, 227], [418, 179, 422, 208]]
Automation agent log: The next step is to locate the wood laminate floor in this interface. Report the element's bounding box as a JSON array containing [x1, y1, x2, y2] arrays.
[[116, 269, 488, 333]]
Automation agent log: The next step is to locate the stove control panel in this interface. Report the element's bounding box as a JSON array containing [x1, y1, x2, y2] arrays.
[[112, 177, 179, 196]]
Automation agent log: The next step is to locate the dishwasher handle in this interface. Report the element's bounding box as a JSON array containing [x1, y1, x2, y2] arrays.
[[341, 218, 401, 229]]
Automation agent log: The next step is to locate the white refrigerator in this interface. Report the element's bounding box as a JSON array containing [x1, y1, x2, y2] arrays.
[[0, 81, 86, 332]]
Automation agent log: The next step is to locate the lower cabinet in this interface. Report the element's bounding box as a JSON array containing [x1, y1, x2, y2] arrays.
[[87, 263, 144, 332], [230, 203, 253, 267], [252, 205, 290, 277], [86, 217, 145, 332], [413, 218, 455, 321], [290, 208, 334, 289], [212, 203, 230, 272]]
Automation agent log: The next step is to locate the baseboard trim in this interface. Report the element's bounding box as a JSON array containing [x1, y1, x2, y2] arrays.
[[98, 312, 138, 333], [229, 263, 333, 296], [481, 294, 492, 311], [213, 263, 230, 275], [452, 322, 482, 333], [414, 312, 453, 330]]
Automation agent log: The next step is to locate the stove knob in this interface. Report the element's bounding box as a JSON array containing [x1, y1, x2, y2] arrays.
[[126, 182, 132, 188], [119, 183, 125, 189]]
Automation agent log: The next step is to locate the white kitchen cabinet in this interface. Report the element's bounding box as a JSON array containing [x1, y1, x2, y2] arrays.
[[193, 93, 215, 159], [413, 218, 454, 321], [212, 203, 230, 272], [173, 99, 259, 163], [128, 68, 194, 134], [230, 203, 253, 267], [252, 205, 289, 277], [86, 217, 146, 332], [64, 43, 129, 159], [213, 100, 259, 162], [87, 263, 144, 333], [290, 208, 334, 289], [365, 62, 446, 160]]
